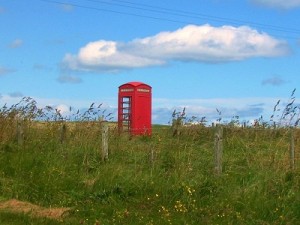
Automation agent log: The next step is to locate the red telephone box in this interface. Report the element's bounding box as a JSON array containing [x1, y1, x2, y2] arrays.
[[118, 82, 152, 135]]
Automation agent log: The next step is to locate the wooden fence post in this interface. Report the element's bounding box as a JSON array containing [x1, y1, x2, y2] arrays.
[[17, 118, 24, 146], [214, 125, 223, 175], [59, 123, 67, 144], [290, 128, 295, 170], [101, 122, 109, 161]]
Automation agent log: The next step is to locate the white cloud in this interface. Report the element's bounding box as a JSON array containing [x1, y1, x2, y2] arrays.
[[9, 39, 23, 49], [0, 95, 116, 121], [0, 95, 114, 113], [0, 94, 296, 124], [152, 97, 294, 124], [132, 24, 289, 61], [56, 104, 70, 115], [63, 40, 164, 72], [250, 0, 300, 9], [63, 24, 290, 73]]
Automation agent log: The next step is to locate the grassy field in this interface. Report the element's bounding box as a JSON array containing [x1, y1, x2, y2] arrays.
[[0, 98, 300, 224]]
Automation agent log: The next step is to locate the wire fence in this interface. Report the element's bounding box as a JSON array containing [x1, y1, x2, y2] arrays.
[[3, 119, 298, 176]]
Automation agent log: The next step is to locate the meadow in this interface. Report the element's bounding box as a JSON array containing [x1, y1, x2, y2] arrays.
[[0, 97, 300, 225]]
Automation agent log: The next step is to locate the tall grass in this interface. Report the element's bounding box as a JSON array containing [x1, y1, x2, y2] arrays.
[[0, 96, 300, 224]]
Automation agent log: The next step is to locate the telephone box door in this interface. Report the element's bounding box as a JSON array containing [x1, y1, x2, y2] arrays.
[[119, 96, 131, 132]]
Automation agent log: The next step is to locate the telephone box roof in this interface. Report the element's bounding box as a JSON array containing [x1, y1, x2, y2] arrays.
[[119, 82, 151, 88]]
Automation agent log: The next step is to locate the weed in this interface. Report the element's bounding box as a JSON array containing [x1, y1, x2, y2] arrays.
[[0, 96, 300, 224]]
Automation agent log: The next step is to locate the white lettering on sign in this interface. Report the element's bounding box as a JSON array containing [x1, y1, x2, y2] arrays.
[[137, 88, 150, 92], [121, 88, 134, 92]]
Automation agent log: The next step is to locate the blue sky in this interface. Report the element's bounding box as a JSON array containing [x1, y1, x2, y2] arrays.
[[1, 0, 300, 124]]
